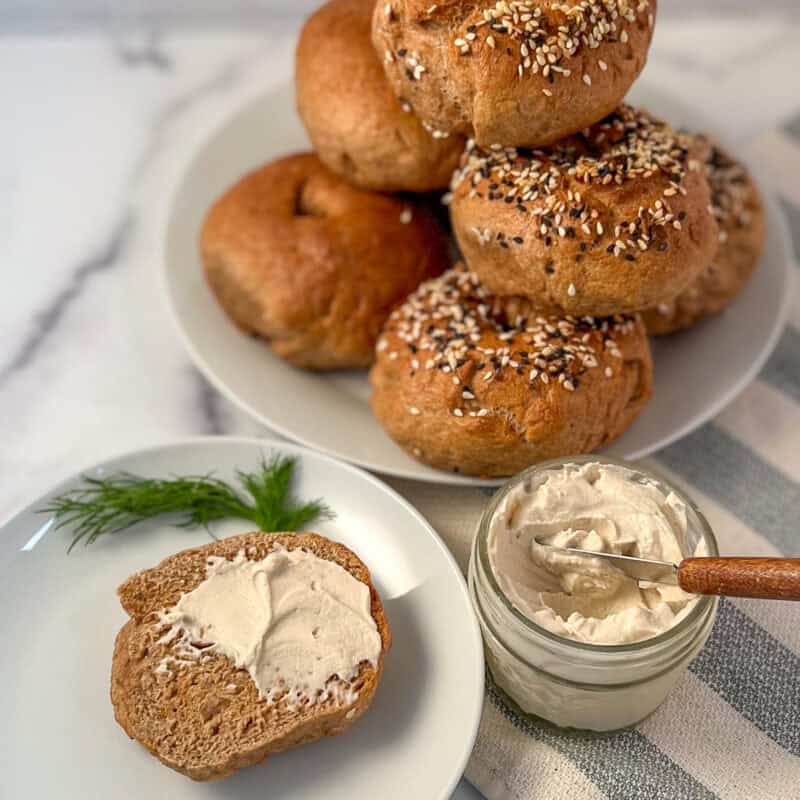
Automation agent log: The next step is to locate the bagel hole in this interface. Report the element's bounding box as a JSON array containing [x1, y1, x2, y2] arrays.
[[337, 151, 358, 181], [294, 179, 326, 218]]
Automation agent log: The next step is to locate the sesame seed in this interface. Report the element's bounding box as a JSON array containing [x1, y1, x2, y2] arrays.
[[399, 208, 413, 224], [567, 283, 577, 297], [469, 0, 649, 88], [376, 268, 637, 402], [449, 105, 694, 261], [705, 142, 755, 234], [582, 73, 592, 86], [409, 407, 421, 416], [453, 408, 464, 417]]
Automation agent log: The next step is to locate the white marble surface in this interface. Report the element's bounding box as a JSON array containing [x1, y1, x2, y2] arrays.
[[2, 12, 800, 800]]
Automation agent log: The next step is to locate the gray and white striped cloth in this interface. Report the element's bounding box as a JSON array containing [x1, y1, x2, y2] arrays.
[[386, 111, 800, 800]]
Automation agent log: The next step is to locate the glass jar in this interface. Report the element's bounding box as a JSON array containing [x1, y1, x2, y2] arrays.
[[468, 456, 719, 733]]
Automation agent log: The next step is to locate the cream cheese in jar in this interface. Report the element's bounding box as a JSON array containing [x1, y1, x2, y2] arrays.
[[488, 461, 700, 645], [469, 458, 719, 732]]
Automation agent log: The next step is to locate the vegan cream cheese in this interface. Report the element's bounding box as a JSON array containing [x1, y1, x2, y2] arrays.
[[469, 458, 719, 731], [488, 461, 699, 645], [156, 545, 382, 706]]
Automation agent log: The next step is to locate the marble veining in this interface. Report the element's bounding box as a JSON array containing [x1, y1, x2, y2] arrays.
[[0, 214, 135, 385], [115, 33, 172, 71]]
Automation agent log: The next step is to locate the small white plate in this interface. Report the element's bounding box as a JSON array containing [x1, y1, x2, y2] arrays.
[[0, 437, 484, 800], [162, 82, 794, 487]]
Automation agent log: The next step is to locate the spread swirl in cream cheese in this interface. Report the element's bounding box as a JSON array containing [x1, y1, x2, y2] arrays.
[[488, 462, 701, 644]]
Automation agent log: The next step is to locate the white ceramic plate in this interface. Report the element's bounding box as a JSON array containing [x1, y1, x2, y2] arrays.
[[162, 82, 794, 487], [0, 437, 484, 800]]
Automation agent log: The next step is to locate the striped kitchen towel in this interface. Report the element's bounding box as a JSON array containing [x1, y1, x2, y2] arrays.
[[387, 133, 800, 800]]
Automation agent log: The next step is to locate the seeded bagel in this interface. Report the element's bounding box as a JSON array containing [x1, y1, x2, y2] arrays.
[[111, 532, 391, 781], [296, 0, 464, 192], [201, 153, 450, 369], [369, 265, 653, 477], [643, 140, 765, 335], [372, 0, 656, 148], [448, 105, 718, 316]]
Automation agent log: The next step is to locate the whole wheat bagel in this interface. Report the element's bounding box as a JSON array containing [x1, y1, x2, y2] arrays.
[[296, 0, 464, 192], [448, 105, 719, 316], [372, 0, 657, 148], [643, 140, 765, 335], [369, 265, 652, 477], [201, 153, 450, 370], [111, 533, 391, 781]]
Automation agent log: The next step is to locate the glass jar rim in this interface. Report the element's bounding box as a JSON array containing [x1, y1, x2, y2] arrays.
[[476, 454, 720, 656]]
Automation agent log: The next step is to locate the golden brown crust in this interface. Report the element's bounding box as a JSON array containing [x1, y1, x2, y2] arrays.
[[369, 265, 652, 477], [448, 106, 719, 316], [296, 0, 464, 191], [111, 532, 391, 781], [200, 153, 450, 369], [372, 0, 656, 148], [643, 142, 765, 335]]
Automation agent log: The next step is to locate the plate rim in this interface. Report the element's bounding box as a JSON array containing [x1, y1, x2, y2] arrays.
[[159, 81, 796, 488], [0, 435, 485, 800]]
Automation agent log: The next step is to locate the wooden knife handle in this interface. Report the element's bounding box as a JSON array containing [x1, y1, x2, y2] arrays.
[[678, 558, 800, 600]]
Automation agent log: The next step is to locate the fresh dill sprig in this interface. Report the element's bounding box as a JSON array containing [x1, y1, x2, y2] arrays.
[[40, 455, 333, 553]]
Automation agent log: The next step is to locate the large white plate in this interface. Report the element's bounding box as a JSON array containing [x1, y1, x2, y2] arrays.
[[163, 82, 794, 487], [0, 437, 484, 800]]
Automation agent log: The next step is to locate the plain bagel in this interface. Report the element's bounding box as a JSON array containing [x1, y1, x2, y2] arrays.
[[201, 153, 451, 370], [296, 0, 465, 192]]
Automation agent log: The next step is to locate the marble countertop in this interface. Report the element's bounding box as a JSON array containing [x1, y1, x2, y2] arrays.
[[2, 9, 800, 800]]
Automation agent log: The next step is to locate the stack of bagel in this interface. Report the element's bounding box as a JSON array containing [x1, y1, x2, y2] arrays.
[[201, 0, 765, 478]]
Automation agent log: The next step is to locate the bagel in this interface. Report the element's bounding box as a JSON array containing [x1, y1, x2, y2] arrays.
[[201, 153, 451, 370], [448, 105, 719, 316], [296, 0, 465, 192], [369, 265, 652, 477], [643, 140, 765, 335], [372, 0, 657, 148]]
